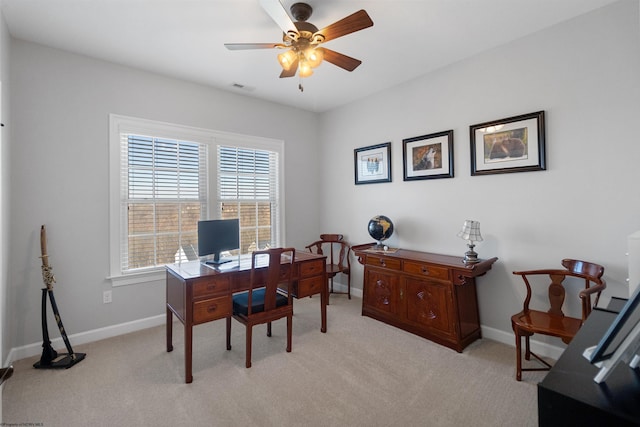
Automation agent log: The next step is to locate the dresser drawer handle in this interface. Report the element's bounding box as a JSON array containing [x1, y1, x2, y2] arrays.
[[207, 284, 217, 291], [421, 267, 429, 274], [379, 259, 386, 267], [207, 304, 218, 313]]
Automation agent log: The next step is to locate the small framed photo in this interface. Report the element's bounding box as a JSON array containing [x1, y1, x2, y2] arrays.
[[403, 130, 454, 181], [354, 142, 392, 185], [470, 111, 546, 176]]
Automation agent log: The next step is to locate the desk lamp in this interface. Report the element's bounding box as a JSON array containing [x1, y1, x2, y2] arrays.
[[457, 220, 483, 264]]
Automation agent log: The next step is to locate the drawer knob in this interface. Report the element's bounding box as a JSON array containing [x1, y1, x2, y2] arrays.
[[421, 267, 429, 274], [207, 304, 218, 313], [380, 259, 386, 267]]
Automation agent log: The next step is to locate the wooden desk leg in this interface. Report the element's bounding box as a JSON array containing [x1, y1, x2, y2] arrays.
[[185, 322, 193, 383], [321, 274, 328, 333], [166, 307, 173, 352]]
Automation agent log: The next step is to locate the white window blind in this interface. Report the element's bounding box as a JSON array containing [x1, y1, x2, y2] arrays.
[[217, 145, 280, 253], [120, 134, 207, 272]]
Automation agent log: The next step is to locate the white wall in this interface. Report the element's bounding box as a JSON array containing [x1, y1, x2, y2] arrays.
[[4, 0, 639, 361], [7, 40, 321, 353], [319, 1, 640, 350]]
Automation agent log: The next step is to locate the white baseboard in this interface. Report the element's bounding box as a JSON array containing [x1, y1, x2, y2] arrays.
[[329, 282, 363, 299], [481, 325, 565, 360], [334, 283, 564, 359], [7, 284, 360, 365], [6, 293, 565, 366], [7, 314, 165, 364], [332, 282, 565, 359]]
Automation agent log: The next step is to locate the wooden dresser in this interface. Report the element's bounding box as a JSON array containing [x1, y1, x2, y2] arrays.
[[353, 244, 497, 352]]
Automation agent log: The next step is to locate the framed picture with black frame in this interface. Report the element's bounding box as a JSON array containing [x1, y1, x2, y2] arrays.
[[402, 130, 454, 181], [470, 111, 546, 176], [583, 285, 640, 383], [354, 142, 392, 185]]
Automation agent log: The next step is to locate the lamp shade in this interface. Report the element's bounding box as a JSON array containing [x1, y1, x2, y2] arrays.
[[277, 50, 297, 71], [457, 220, 483, 243], [298, 60, 314, 77], [305, 47, 324, 68]]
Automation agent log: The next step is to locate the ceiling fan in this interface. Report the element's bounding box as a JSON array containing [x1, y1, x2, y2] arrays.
[[225, 0, 374, 90]]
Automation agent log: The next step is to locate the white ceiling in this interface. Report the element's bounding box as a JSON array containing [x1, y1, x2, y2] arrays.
[[1, 0, 619, 113]]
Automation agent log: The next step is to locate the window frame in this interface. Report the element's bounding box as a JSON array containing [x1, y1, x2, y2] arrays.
[[108, 114, 285, 286]]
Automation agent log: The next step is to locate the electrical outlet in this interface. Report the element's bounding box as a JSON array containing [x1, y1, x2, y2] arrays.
[[103, 290, 112, 304]]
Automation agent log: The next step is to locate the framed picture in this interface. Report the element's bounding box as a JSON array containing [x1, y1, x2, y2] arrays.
[[403, 130, 454, 181], [354, 142, 391, 185], [470, 111, 546, 176]]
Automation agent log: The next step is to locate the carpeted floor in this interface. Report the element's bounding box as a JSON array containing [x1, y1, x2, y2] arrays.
[[2, 295, 545, 426]]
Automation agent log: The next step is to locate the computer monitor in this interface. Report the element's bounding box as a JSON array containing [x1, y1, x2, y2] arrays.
[[197, 218, 240, 265]]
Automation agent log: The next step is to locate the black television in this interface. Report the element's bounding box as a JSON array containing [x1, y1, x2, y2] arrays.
[[197, 218, 240, 265]]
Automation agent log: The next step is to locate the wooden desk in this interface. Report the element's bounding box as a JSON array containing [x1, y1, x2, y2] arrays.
[[352, 244, 497, 352], [166, 251, 327, 383]]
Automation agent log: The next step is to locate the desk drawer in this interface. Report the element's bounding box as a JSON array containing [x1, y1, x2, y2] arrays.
[[299, 259, 324, 278], [366, 255, 402, 271], [193, 277, 230, 299], [403, 261, 450, 281], [296, 275, 325, 298], [193, 296, 231, 324]]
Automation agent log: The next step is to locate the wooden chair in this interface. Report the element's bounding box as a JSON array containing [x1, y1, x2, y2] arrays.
[[226, 247, 295, 368], [306, 234, 351, 300], [511, 258, 606, 381]]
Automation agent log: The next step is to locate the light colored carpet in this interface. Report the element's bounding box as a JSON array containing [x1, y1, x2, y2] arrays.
[[2, 296, 545, 426]]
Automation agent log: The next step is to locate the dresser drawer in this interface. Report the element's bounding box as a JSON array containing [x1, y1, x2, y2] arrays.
[[299, 259, 324, 278], [193, 296, 231, 324], [403, 261, 450, 281], [366, 255, 402, 271], [296, 276, 325, 298], [193, 277, 230, 299]]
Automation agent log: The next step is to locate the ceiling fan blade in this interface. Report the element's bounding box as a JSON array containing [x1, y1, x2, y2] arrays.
[[279, 58, 299, 78], [315, 10, 373, 43], [322, 48, 362, 72], [260, 0, 298, 39], [225, 43, 284, 50]]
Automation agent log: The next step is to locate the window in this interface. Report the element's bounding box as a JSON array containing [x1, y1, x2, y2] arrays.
[[125, 135, 206, 270], [217, 146, 280, 254], [109, 115, 284, 286]]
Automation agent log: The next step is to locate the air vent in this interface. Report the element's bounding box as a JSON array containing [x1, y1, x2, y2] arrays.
[[230, 83, 255, 92]]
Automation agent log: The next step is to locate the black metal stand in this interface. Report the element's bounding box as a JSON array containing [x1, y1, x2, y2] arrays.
[[33, 288, 85, 369]]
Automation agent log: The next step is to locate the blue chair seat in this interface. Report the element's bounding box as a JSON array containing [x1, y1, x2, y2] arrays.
[[232, 288, 288, 316]]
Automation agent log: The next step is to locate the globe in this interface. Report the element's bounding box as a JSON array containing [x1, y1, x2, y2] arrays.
[[368, 215, 394, 246]]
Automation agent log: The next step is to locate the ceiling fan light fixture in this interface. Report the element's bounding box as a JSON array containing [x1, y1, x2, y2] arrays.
[[305, 47, 324, 68], [226, 1, 373, 86], [299, 60, 313, 78], [277, 50, 297, 71]]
